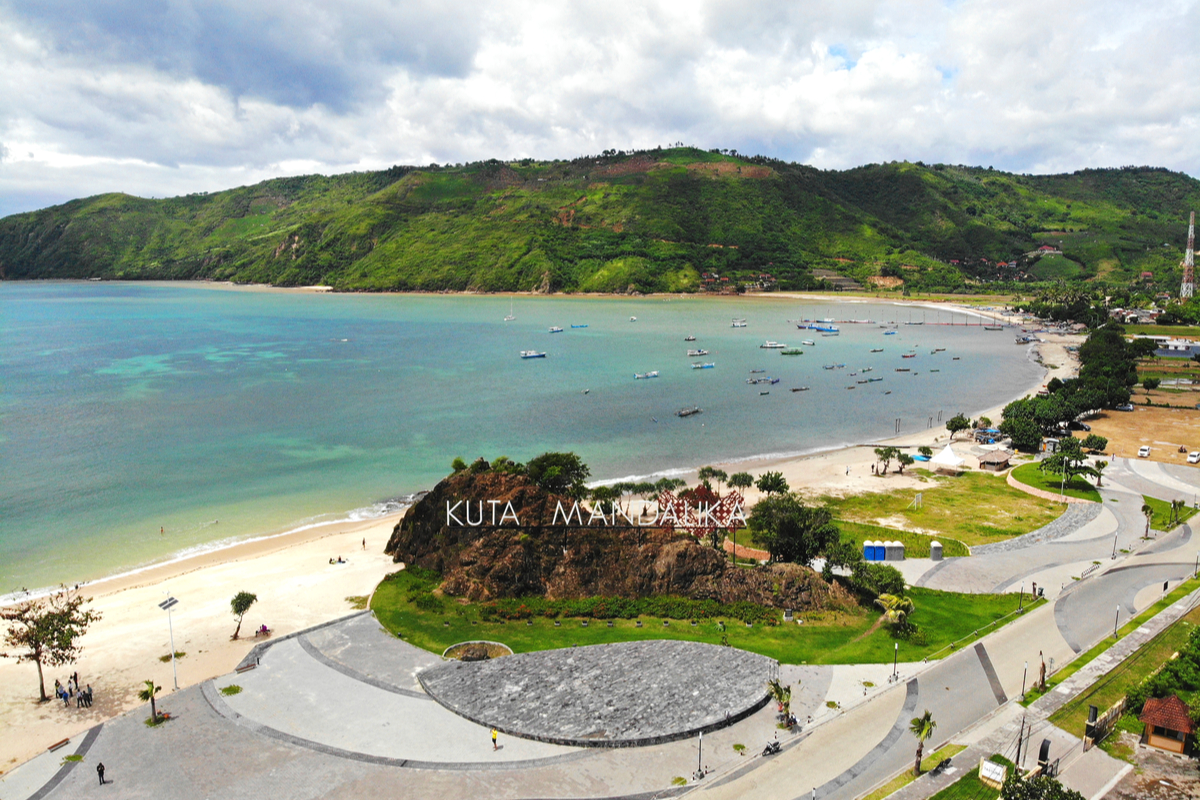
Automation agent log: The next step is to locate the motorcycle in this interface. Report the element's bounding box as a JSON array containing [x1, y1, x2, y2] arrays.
[[762, 740, 781, 756]]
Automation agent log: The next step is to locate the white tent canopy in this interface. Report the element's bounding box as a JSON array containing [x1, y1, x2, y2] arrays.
[[930, 445, 965, 467]]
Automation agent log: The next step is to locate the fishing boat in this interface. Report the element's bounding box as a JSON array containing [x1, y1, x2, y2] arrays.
[[750, 368, 766, 373], [731, 318, 748, 328], [867, 377, 883, 383], [760, 391, 770, 396], [687, 349, 709, 357], [934, 348, 946, 352], [870, 348, 883, 353], [823, 364, 836, 370], [801, 340, 816, 346], [634, 371, 659, 379], [676, 406, 702, 417], [884, 390, 892, 395], [780, 349, 804, 356], [895, 368, 910, 372], [857, 379, 868, 384], [549, 326, 564, 333], [630, 316, 637, 322], [952, 357, 961, 360], [930, 369, 941, 373], [984, 325, 1004, 331], [901, 353, 916, 359], [861, 367, 873, 372], [798, 323, 839, 333], [846, 385, 856, 390], [684, 335, 696, 341], [692, 362, 715, 369], [760, 341, 786, 349], [791, 387, 810, 392], [884, 330, 897, 336], [520, 350, 546, 359], [504, 299, 515, 322], [571, 324, 588, 328]]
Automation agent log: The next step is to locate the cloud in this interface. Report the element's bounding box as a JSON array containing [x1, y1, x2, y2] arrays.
[[1, 0, 1199, 217]]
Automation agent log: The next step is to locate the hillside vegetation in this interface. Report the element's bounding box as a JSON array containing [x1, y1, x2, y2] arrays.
[[2, 148, 1198, 293]]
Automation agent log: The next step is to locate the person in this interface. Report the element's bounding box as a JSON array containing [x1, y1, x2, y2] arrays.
[[86, 684, 94, 707], [362, 537, 366, 550], [492, 728, 498, 750], [97, 762, 105, 786]]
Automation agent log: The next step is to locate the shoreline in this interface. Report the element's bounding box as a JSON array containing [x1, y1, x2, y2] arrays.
[[0, 290, 1071, 773]]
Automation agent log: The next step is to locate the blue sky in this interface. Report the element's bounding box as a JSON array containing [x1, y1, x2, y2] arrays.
[[2, 0, 1199, 217]]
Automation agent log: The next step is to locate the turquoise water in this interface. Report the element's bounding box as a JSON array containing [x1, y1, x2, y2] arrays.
[[0, 283, 1042, 591]]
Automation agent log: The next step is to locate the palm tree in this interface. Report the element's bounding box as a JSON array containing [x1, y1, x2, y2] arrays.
[[138, 679, 162, 722], [909, 709, 937, 776], [1093, 460, 1108, 487], [1171, 499, 1185, 529], [1142, 503, 1154, 538], [875, 593, 915, 626]]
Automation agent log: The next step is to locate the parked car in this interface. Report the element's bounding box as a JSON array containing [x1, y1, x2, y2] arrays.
[[1066, 421, 1091, 431], [1116, 403, 1135, 412], [1138, 445, 1151, 458], [1189, 451, 1200, 464]]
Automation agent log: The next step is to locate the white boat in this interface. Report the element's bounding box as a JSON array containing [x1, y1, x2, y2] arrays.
[[687, 349, 709, 357], [731, 318, 748, 328], [692, 362, 715, 369], [504, 299, 515, 322], [520, 350, 546, 359], [549, 326, 564, 333], [760, 341, 786, 349], [861, 367, 873, 372], [801, 340, 816, 346], [630, 316, 637, 322], [870, 348, 883, 352], [634, 371, 659, 379], [684, 335, 696, 341]]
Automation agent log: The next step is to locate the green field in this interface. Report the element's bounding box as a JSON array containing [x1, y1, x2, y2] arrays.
[[370, 569, 1042, 665], [1125, 324, 1200, 339], [817, 469, 1067, 546], [1009, 462, 1102, 502]]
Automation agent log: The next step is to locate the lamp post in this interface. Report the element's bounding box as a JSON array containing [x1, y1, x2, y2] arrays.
[[697, 730, 703, 779], [158, 593, 179, 690], [893, 642, 899, 680], [1112, 527, 1119, 559], [1021, 661, 1028, 701], [1113, 604, 1120, 640]]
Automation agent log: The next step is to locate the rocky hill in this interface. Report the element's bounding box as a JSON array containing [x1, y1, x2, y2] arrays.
[[385, 468, 850, 612], [3, 148, 1198, 293]]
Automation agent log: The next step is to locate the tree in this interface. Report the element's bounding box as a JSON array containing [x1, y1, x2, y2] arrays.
[[1093, 460, 1108, 487], [138, 679, 162, 722], [710, 469, 729, 493], [874, 446, 898, 474], [697, 466, 715, 489], [526, 452, 591, 498], [1080, 434, 1108, 453], [755, 471, 789, 495], [822, 536, 864, 580], [875, 593, 915, 626], [897, 453, 915, 474], [1171, 499, 1185, 528], [1001, 417, 1043, 452], [918, 446, 933, 458], [2, 586, 101, 702], [451, 457, 468, 473], [976, 416, 993, 429], [1143, 377, 1160, 391], [1000, 771, 1084, 800], [1142, 503, 1154, 537], [589, 485, 619, 505], [909, 709, 936, 776], [230, 591, 258, 640], [728, 472, 754, 492], [849, 563, 906, 598], [946, 413, 971, 441], [747, 494, 839, 566]]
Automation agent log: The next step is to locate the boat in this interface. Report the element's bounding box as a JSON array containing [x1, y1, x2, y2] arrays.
[[571, 324, 588, 328], [884, 330, 897, 336], [904, 321, 924, 326], [692, 362, 715, 369], [895, 368, 910, 372], [801, 340, 816, 346], [984, 325, 1004, 331], [687, 349, 709, 357], [760, 391, 770, 396], [760, 341, 786, 349], [901, 353, 916, 359], [676, 406, 702, 417], [867, 377, 883, 383], [520, 350, 546, 359], [930, 369, 941, 373], [884, 390, 892, 395], [846, 385, 856, 390], [634, 371, 659, 379], [630, 316, 637, 322], [857, 379, 868, 384], [952, 357, 961, 360], [750, 368, 766, 374], [861, 367, 873, 372], [934, 348, 946, 352], [798, 323, 839, 333], [504, 299, 515, 322], [549, 326, 564, 333], [791, 387, 810, 392], [767, 377, 780, 384], [684, 335, 696, 341], [731, 318, 748, 328], [823, 364, 836, 370], [780, 349, 804, 356], [870, 348, 883, 352], [849, 371, 858, 376]]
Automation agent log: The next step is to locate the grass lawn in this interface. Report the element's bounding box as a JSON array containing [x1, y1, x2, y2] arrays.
[[817, 469, 1067, 546], [371, 570, 1042, 665], [1048, 602, 1200, 743], [928, 755, 1015, 800], [836, 521, 970, 557], [1009, 462, 1102, 502], [861, 744, 967, 800], [1125, 324, 1200, 339], [1022, 574, 1200, 707], [1141, 495, 1199, 531]]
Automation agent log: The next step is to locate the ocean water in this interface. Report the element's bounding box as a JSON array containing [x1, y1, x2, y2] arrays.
[[0, 282, 1043, 592]]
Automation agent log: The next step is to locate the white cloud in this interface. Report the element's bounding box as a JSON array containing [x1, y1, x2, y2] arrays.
[[1, 0, 1199, 217]]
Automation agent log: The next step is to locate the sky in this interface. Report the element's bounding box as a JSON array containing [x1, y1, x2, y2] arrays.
[[2, 0, 1199, 218]]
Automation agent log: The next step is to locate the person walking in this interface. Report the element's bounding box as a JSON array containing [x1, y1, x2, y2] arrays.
[[362, 537, 366, 550], [96, 762, 105, 786], [491, 728, 498, 750], [84, 684, 94, 707]]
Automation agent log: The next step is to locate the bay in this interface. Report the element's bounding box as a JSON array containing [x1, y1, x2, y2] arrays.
[[0, 282, 1042, 591]]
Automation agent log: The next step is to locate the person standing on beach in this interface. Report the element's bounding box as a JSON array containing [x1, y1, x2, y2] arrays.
[[362, 537, 366, 550], [97, 762, 105, 785], [492, 728, 498, 750]]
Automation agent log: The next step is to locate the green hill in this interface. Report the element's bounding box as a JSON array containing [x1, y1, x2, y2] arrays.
[[2, 148, 1198, 294]]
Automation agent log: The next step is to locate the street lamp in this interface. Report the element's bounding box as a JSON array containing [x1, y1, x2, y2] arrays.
[[1021, 661, 1028, 701], [1113, 604, 1120, 640], [892, 642, 899, 679], [1112, 527, 1119, 559], [158, 593, 179, 690]]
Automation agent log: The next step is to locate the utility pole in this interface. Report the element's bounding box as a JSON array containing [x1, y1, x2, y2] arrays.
[[1015, 715, 1024, 767], [1114, 604, 1120, 639], [158, 593, 180, 691], [1021, 661, 1028, 701]]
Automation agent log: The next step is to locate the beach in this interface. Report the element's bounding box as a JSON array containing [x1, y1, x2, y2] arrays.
[[0, 291, 1075, 772]]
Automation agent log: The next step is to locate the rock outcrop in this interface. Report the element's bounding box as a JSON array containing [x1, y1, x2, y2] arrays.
[[385, 469, 851, 612]]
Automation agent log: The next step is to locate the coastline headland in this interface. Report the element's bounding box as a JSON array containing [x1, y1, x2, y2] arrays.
[[0, 292, 1072, 772]]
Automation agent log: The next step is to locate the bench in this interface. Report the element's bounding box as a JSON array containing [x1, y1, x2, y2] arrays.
[[235, 663, 257, 674], [47, 738, 71, 752]]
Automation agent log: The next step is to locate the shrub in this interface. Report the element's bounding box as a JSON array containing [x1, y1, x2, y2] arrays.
[[847, 563, 906, 598], [480, 595, 781, 625]]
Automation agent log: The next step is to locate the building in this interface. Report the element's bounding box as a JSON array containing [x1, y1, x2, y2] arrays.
[[977, 450, 1012, 471], [1139, 695, 1193, 754]]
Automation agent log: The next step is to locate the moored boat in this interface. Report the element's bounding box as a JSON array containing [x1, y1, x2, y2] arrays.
[[687, 349, 709, 356], [801, 340, 816, 346], [780, 349, 804, 355], [549, 326, 564, 333], [731, 318, 748, 328], [676, 405, 702, 417], [684, 335, 696, 341], [760, 341, 786, 349], [520, 350, 546, 359], [634, 370, 659, 379], [692, 362, 715, 369], [791, 386, 810, 392], [571, 324, 588, 328], [870, 348, 883, 352]]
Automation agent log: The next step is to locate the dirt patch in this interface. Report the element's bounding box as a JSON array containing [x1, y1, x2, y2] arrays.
[[443, 641, 513, 660], [867, 276, 903, 289], [685, 161, 774, 179], [1086, 406, 1200, 465], [1106, 734, 1200, 799]]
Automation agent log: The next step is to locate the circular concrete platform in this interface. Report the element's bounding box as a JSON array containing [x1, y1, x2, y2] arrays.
[[417, 639, 774, 747]]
